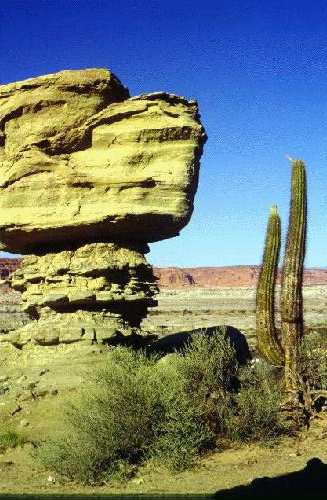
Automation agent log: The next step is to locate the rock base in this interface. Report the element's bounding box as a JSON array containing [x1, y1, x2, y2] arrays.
[[8, 242, 158, 347]]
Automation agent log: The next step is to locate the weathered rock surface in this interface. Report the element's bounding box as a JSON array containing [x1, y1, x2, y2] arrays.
[[0, 291, 28, 333], [9, 242, 157, 346], [0, 68, 206, 346], [0, 71, 206, 253]]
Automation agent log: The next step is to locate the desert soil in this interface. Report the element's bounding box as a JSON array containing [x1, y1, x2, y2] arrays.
[[0, 414, 327, 494], [143, 285, 327, 349]]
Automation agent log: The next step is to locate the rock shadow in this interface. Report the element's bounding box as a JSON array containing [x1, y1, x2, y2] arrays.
[[214, 457, 327, 500]]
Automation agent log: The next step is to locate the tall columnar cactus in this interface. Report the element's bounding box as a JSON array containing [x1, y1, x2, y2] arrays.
[[280, 159, 307, 393], [256, 205, 284, 365], [256, 159, 307, 391]]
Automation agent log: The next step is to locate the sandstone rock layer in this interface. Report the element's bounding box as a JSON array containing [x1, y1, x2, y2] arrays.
[[0, 69, 206, 346], [9, 242, 157, 346], [0, 71, 206, 253]]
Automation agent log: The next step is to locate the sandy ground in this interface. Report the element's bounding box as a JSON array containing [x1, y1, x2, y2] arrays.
[[143, 285, 327, 348], [0, 414, 326, 494]]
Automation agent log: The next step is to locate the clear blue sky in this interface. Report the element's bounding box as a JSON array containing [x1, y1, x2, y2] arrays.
[[0, 0, 326, 267]]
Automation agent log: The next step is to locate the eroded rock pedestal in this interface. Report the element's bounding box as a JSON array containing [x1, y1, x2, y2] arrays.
[[10, 243, 157, 346], [0, 69, 206, 347]]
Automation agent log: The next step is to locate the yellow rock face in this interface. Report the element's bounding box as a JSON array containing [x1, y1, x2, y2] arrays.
[[0, 69, 206, 346], [0, 71, 206, 253], [9, 242, 158, 346]]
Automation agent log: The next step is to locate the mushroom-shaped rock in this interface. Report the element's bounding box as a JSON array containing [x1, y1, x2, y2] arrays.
[[0, 69, 206, 346]]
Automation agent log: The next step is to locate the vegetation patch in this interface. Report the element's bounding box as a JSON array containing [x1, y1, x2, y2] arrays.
[[227, 361, 286, 441], [0, 429, 25, 452], [38, 331, 287, 484], [300, 332, 327, 391]]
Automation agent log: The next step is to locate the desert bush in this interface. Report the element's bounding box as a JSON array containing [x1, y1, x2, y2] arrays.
[[150, 333, 238, 469], [39, 348, 161, 484], [226, 360, 286, 441], [299, 332, 327, 390], [0, 429, 25, 452], [39, 333, 238, 482], [149, 371, 214, 470], [38, 332, 287, 484]]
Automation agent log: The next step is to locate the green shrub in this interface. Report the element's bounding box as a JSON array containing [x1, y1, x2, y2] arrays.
[[150, 333, 237, 469], [299, 332, 327, 390], [39, 347, 161, 484], [0, 430, 25, 452], [39, 333, 238, 482], [226, 360, 286, 441], [38, 332, 287, 484]]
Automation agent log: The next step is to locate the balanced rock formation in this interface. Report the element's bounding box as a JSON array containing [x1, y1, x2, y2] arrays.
[[0, 69, 206, 346]]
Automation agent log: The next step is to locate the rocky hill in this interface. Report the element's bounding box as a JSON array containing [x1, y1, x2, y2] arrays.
[[153, 265, 327, 288], [0, 259, 326, 290]]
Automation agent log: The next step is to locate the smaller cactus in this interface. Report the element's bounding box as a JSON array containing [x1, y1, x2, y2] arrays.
[[256, 204, 284, 365]]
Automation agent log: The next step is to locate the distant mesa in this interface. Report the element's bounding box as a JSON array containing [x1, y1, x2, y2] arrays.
[[1, 261, 326, 288], [153, 266, 327, 288], [154, 267, 196, 287], [0, 69, 206, 347], [0, 258, 20, 279]]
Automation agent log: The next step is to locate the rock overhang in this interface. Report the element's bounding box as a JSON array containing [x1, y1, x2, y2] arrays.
[[0, 69, 206, 254]]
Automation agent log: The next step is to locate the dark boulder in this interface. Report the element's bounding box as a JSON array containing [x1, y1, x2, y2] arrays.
[[146, 325, 251, 365]]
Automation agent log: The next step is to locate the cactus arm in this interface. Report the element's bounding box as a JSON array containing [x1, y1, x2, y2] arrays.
[[256, 205, 284, 365]]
